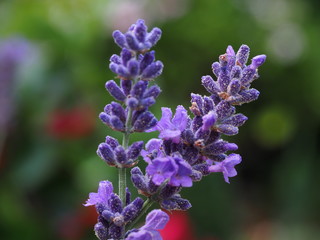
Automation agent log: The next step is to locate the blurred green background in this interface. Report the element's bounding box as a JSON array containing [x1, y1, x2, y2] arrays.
[[1, 0, 320, 239]]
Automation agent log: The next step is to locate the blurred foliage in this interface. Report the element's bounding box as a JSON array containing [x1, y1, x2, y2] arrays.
[[1, 0, 320, 239]]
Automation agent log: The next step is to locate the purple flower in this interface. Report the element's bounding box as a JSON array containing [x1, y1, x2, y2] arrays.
[[148, 105, 189, 143], [141, 138, 164, 164], [208, 153, 242, 183], [84, 180, 113, 207], [146, 155, 193, 187], [169, 157, 193, 187], [126, 209, 169, 240], [146, 157, 177, 185]]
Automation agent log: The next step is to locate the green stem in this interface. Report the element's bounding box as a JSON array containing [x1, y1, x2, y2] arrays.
[[118, 106, 134, 239], [127, 198, 154, 230], [118, 167, 126, 206], [119, 106, 133, 203]]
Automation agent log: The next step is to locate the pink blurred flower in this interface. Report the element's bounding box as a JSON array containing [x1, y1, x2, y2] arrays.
[[160, 211, 196, 240]]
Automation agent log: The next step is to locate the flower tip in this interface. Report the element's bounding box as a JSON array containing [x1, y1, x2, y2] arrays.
[[240, 44, 250, 50], [252, 54, 267, 68], [226, 45, 235, 56], [136, 19, 145, 24], [226, 143, 238, 151]]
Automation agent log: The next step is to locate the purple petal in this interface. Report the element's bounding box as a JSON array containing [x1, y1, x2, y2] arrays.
[[121, 79, 132, 95], [145, 138, 163, 152], [211, 61, 220, 77], [131, 80, 148, 99], [159, 129, 181, 143], [216, 100, 235, 119], [216, 124, 239, 136], [143, 85, 161, 99], [105, 80, 126, 101], [203, 96, 215, 114], [204, 141, 238, 155], [140, 51, 155, 72], [131, 167, 149, 192], [125, 32, 140, 51], [202, 111, 217, 130], [147, 28, 162, 46], [115, 146, 127, 164], [222, 113, 248, 127], [143, 209, 169, 230], [240, 67, 256, 86], [110, 101, 126, 122], [151, 107, 173, 131], [127, 59, 140, 77], [94, 222, 108, 240], [202, 75, 220, 95], [97, 143, 115, 165], [126, 231, 153, 240], [105, 136, 120, 149], [226, 45, 235, 56], [230, 65, 242, 79], [133, 111, 157, 132], [208, 163, 222, 173], [84, 180, 113, 206], [141, 61, 163, 79], [172, 105, 188, 131], [224, 153, 242, 177], [236, 44, 250, 66], [251, 54, 266, 69], [110, 115, 125, 131], [234, 88, 260, 105], [110, 54, 121, 64], [146, 157, 177, 185], [127, 141, 144, 160], [134, 19, 147, 43], [209, 154, 242, 183], [227, 79, 241, 96], [217, 67, 230, 92], [120, 48, 132, 65], [112, 30, 126, 48]]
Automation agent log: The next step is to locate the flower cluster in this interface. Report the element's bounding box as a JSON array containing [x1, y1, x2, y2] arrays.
[[85, 19, 266, 240], [97, 136, 143, 168], [85, 181, 168, 239]]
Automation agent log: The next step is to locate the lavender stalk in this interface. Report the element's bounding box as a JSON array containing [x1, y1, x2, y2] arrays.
[[84, 19, 266, 240]]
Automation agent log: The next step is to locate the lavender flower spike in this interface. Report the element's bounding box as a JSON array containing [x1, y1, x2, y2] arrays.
[[88, 17, 267, 240]]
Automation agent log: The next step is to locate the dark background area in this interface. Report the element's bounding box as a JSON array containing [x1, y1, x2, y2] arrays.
[[1, 0, 320, 239]]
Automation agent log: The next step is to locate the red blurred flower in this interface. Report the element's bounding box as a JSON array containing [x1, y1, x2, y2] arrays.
[[46, 106, 96, 139], [160, 210, 196, 240]]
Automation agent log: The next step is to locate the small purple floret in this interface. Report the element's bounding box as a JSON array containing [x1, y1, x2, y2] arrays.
[[148, 105, 188, 143], [209, 153, 242, 183], [126, 210, 169, 240], [84, 180, 113, 207]]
